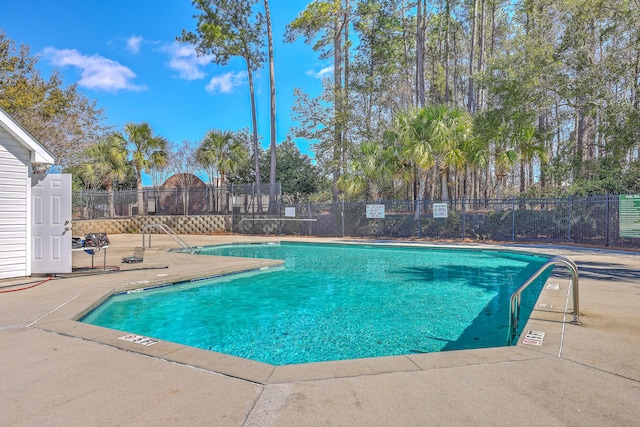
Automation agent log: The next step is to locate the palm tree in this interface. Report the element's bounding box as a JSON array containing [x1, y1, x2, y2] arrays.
[[196, 130, 248, 212], [418, 105, 473, 201], [396, 105, 474, 217], [120, 122, 168, 215], [464, 121, 491, 203], [513, 122, 547, 194], [179, 0, 265, 211], [395, 107, 435, 219], [476, 109, 545, 202], [338, 141, 397, 201], [85, 134, 130, 217], [488, 124, 517, 203]]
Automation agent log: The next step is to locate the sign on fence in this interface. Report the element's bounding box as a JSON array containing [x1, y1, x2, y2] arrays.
[[366, 204, 385, 219], [433, 203, 448, 218], [285, 207, 296, 217], [619, 194, 640, 238]]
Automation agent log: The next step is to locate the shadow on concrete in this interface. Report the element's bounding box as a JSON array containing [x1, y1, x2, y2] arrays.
[[550, 260, 640, 283]]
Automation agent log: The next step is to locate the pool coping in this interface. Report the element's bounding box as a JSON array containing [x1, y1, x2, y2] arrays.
[[30, 240, 574, 385]]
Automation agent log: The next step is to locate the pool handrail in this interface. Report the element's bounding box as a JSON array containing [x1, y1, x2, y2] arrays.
[[141, 223, 195, 254], [507, 256, 580, 345]]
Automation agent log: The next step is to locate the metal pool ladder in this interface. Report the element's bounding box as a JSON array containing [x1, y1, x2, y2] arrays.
[[141, 223, 196, 254], [507, 256, 581, 345]]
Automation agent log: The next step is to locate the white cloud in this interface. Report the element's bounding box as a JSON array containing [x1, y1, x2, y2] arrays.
[[306, 65, 333, 79], [162, 42, 212, 80], [206, 71, 247, 94], [43, 47, 145, 92], [126, 36, 143, 54]]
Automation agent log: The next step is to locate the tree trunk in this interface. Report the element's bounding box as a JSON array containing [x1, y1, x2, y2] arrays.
[[415, 0, 426, 107], [453, 27, 458, 104], [400, 0, 413, 107], [265, 0, 277, 214], [430, 167, 437, 200], [444, 0, 451, 105], [634, 48, 640, 110], [246, 63, 262, 212], [107, 181, 115, 218], [474, 169, 481, 207], [220, 174, 228, 213], [495, 175, 503, 209], [342, 0, 350, 185], [332, 10, 344, 203], [575, 101, 595, 177], [414, 169, 428, 220], [490, 0, 497, 58], [539, 113, 547, 189], [441, 166, 450, 201], [467, 0, 478, 114], [136, 170, 145, 216], [520, 157, 525, 194], [477, 0, 486, 112]]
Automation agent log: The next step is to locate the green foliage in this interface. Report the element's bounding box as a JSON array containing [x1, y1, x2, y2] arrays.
[[394, 105, 475, 202], [284, 1, 340, 56], [180, 0, 265, 70], [74, 133, 131, 191], [120, 122, 168, 187], [180, 0, 267, 199], [259, 140, 322, 202], [482, 210, 514, 241], [622, 161, 640, 193], [338, 139, 403, 201], [307, 186, 334, 203], [115, 122, 168, 215], [196, 129, 249, 187], [71, 133, 133, 216], [0, 31, 108, 170], [225, 128, 259, 185], [290, 86, 335, 176], [568, 156, 640, 196], [8, 0, 640, 201], [419, 212, 462, 239], [285, 0, 640, 200], [286, 0, 352, 202]]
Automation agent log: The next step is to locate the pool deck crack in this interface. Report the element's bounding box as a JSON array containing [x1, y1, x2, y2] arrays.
[[27, 288, 95, 328], [560, 356, 640, 384]]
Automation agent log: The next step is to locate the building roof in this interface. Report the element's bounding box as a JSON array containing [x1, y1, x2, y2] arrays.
[[0, 107, 55, 165], [161, 173, 207, 189]]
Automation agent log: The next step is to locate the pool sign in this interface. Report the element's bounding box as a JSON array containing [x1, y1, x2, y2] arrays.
[[433, 203, 448, 218], [285, 207, 296, 217], [523, 330, 545, 346], [118, 334, 158, 346], [366, 204, 385, 219], [619, 194, 640, 238]]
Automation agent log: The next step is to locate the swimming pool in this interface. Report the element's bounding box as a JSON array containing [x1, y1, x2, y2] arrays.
[[82, 242, 551, 365]]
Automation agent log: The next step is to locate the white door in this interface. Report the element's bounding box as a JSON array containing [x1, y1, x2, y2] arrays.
[[31, 174, 72, 274]]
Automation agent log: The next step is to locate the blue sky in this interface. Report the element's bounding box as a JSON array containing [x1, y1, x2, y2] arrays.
[[2, 1, 329, 172]]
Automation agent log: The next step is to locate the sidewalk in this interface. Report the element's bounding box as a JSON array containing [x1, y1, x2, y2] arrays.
[[1, 234, 639, 426]]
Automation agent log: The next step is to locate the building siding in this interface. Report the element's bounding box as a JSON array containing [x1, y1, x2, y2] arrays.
[[0, 127, 29, 279]]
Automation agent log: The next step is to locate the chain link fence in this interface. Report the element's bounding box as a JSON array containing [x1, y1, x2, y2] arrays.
[[232, 195, 639, 249], [74, 188, 639, 249], [73, 183, 281, 218]]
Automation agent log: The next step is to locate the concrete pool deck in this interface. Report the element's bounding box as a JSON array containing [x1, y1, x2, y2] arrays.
[[1, 234, 639, 426]]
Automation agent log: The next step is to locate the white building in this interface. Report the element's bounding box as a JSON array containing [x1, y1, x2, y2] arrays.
[[0, 107, 56, 279]]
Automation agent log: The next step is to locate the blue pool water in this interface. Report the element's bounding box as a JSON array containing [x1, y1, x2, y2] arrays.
[[82, 242, 551, 365]]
